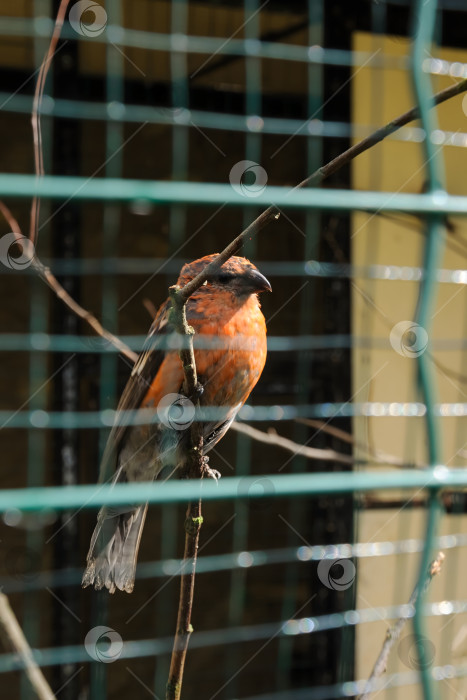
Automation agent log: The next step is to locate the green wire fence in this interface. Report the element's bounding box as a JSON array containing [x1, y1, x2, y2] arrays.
[[0, 1, 466, 699]]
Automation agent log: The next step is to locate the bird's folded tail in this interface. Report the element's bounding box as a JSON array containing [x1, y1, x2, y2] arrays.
[[82, 503, 148, 593]]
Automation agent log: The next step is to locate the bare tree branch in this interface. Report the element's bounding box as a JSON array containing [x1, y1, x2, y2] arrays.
[[231, 421, 354, 465], [0, 592, 56, 700], [295, 417, 355, 444], [295, 417, 420, 469], [2, 70, 465, 358], [359, 551, 445, 700], [142, 297, 158, 321], [165, 286, 204, 700], [166, 496, 203, 700], [0, 203, 137, 363], [0, 1, 137, 363], [30, 0, 70, 245], [164, 77, 467, 303]]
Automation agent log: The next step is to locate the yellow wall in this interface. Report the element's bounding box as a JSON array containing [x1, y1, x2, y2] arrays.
[[352, 32, 467, 699], [0, 1, 311, 94]]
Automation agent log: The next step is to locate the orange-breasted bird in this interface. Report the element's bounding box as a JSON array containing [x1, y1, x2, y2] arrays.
[[82, 254, 271, 593]]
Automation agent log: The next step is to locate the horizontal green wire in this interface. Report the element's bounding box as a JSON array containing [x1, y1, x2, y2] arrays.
[[5, 261, 467, 284], [0, 599, 464, 671], [2, 532, 466, 594], [240, 664, 467, 700], [1, 334, 465, 353], [2, 93, 465, 151], [0, 468, 464, 512], [0, 94, 356, 138], [1, 402, 466, 429], [0, 175, 466, 213], [4, 257, 467, 280], [0, 17, 402, 67]]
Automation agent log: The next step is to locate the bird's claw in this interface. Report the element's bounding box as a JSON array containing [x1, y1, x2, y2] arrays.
[[201, 456, 221, 481], [192, 382, 204, 400]]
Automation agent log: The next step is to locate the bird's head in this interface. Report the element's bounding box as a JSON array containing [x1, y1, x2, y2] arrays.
[[177, 254, 272, 298]]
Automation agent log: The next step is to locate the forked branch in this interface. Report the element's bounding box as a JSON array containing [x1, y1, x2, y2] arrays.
[[359, 551, 445, 700]]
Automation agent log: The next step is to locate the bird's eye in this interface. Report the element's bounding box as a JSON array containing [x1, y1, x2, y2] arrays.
[[217, 273, 234, 284]]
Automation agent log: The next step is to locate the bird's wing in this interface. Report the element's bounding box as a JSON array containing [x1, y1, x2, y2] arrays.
[[98, 299, 172, 484]]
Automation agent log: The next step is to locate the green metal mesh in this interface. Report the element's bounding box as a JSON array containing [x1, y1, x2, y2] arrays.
[[0, 1, 466, 699]]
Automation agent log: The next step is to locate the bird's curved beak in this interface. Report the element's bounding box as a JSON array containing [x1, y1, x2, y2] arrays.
[[247, 269, 272, 293]]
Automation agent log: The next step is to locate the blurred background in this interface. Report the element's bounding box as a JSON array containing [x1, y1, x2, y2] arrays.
[[0, 1, 466, 699]]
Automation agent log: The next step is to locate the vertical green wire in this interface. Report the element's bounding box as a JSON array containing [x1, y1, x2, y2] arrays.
[[21, 3, 52, 698], [360, 8, 405, 700], [276, 0, 323, 689], [224, 4, 262, 695], [90, 1, 124, 697], [153, 2, 188, 695], [168, 0, 188, 253], [242, 0, 262, 262], [225, 434, 253, 699], [411, 1, 445, 698]]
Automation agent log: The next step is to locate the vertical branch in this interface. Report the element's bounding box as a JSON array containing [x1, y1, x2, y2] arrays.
[[359, 552, 445, 700], [0, 593, 56, 700], [166, 497, 203, 700], [166, 285, 205, 700], [0, 0, 137, 363], [30, 0, 70, 245]]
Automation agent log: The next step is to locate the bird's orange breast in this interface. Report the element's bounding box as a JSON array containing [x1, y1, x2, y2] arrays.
[[141, 290, 267, 411]]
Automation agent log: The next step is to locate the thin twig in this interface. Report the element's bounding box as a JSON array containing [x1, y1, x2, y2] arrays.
[[295, 417, 355, 444], [2, 78, 465, 359], [0, 592, 56, 700], [359, 551, 445, 700], [166, 286, 204, 700], [0, 1, 136, 364], [30, 0, 70, 245], [0, 205, 137, 364], [352, 279, 467, 386], [163, 78, 467, 300], [294, 417, 419, 468], [142, 297, 158, 320], [231, 421, 353, 464], [166, 497, 203, 700]]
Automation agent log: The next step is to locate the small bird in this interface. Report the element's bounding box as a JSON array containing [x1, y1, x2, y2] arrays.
[[82, 254, 271, 593]]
